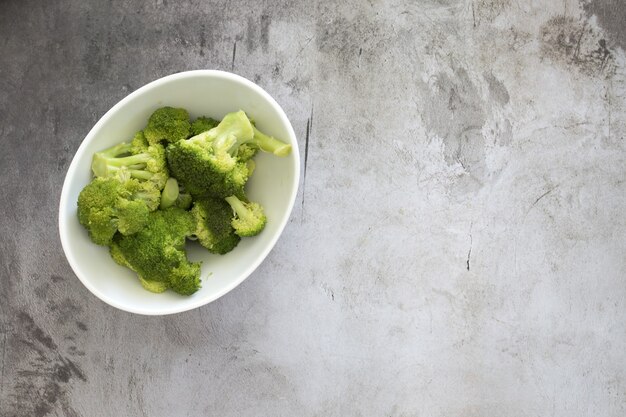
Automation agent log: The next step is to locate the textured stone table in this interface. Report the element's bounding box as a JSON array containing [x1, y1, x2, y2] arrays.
[[1, 0, 625, 416]]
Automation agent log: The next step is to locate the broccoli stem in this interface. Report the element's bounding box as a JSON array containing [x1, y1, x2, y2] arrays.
[[251, 127, 291, 156], [92, 151, 152, 178], [127, 169, 155, 180], [92, 164, 155, 181], [94, 153, 151, 169], [225, 196, 252, 221], [127, 164, 147, 170], [98, 142, 133, 157], [160, 178, 180, 210]]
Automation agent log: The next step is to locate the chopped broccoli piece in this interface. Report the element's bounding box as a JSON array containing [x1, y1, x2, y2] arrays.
[[190, 116, 219, 136], [167, 142, 250, 199], [166, 111, 254, 198], [143, 107, 191, 145], [191, 198, 241, 254], [224, 195, 267, 237], [91, 139, 168, 190], [77, 177, 154, 245], [109, 208, 201, 295]]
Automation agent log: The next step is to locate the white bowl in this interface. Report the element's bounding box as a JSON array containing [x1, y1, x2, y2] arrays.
[[59, 70, 300, 315]]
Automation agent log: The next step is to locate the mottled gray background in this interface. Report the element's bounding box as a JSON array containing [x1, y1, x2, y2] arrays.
[[1, 0, 625, 416]]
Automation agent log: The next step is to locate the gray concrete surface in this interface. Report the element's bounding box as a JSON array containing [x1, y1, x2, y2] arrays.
[[1, 0, 625, 415]]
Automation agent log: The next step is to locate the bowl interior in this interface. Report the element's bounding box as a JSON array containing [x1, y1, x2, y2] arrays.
[[59, 71, 299, 315]]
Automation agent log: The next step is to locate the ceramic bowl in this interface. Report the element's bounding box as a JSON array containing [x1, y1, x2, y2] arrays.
[[59, 70, 300, 315]]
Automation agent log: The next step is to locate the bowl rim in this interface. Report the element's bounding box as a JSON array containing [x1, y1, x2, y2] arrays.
[[58, 69, 300, 315]]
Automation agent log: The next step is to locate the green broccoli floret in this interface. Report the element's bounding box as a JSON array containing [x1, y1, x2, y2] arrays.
[[143, 107, 191, 145], [91, 139, 168, 190], [169, 263, 202, 296], [109, 208, 201, 295], [190, 116, 219, 136], [77, 177, 154, 245], [224, 195, 267, 237], [110, 244, 168, 293], [166, 111, 254, 198], [167, 143, 250, 199], [191, 198, 241, 254]]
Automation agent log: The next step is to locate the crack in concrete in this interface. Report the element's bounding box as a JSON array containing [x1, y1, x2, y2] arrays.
[[466, 222, 473, 271], [231, 41, 237, 71], [301, 103, 313, 213]]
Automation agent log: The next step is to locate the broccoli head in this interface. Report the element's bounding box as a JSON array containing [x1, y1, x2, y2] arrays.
[[143, 107, 191, 145], [190, 116, 219, 136], [109, 244, 168, 293], [224, 195, 267, 237], [91, 139, 168, 190], [166, 111, 254, 198], [167, 142, 250, 199], [168, 263, 202, 296], [191, 198, 241, 254], [109, 208, 201, 295], [77, 177, 153, 245]]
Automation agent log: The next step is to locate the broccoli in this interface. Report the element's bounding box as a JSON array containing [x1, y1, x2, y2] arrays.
[[143, 107, 191, 145], [168, 262, 203, 295], [249, 126, 292, 157], [166, 111, 254, 198], [109, 244, 168, 293], [160, 177, 193, 210], [167, 144, 251, 199], [191, 198, 241, 254], [109, 208, 201, 295], [224, 195, 267, 237], [91, 139, 168, 190], [77, 177, 155, 245], [175, 192, 193, 210], [160, 177, 179, 210], [191, 111, 291, 158], [190, 116, 219, 136]]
